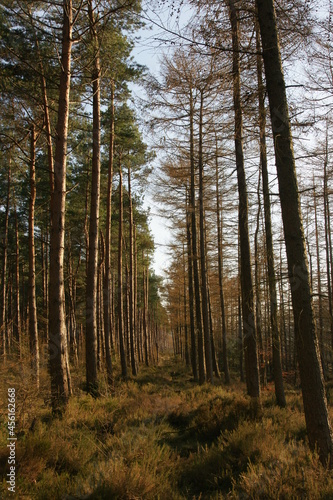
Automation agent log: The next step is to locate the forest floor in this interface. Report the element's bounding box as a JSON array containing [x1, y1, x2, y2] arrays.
[[1, 353, 333, 499]]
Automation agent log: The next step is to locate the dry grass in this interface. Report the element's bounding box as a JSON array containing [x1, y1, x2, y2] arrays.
[[1, 355, 333, 499]]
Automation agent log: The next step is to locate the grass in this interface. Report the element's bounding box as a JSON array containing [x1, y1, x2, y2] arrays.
[[1, 354, 333, 499]]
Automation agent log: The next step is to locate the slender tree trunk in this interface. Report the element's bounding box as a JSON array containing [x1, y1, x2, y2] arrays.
[[13, 194, 21, 356], [86, 0, 101, 396], [103, 81, 115, 388], [84, 173, 90, 277], [190, 87, 205, 384], [1, 164, 10, 362], [183, 243, 190, 367], [198, 89, 214, 383], [256, 17, 286, 406], [29, 125, 39, 389], [67, 246, 78, 366], [143, 266, 149, 366], [227, 0, 260, 400], [128, 166, 137, 375], [257, 0, 333, 465], [36, 32, 52, 345], [41, 233, 46, 333], [7, 273, 12, 353], [48, 0, 73, 413], [97, 252, 104, 372], [125, 265, 130, 363], [314, 184, 326, 379], [118, 167, 127, 378], [186, 187, 198, 380], [134, 224, 138, 359], [35, 35, 54, 200], [254, 171, 266, 388], [215, 152, 230, 383], [324, 151, 333, 352], [207, 281, 220, 379], [238, 293, 244, 382]]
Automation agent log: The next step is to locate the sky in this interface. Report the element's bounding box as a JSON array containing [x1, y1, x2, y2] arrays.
[[129, 2, 194, 277]]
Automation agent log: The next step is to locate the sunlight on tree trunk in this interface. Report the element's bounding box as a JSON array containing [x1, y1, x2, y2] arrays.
[[48, 0, 73, 413], [257, 0, 333, 466]]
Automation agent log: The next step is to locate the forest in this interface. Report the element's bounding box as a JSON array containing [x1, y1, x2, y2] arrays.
[[1, 0, 333, 498]]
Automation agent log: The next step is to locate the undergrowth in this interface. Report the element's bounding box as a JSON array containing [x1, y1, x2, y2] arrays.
[[0, 355, 333, 499]]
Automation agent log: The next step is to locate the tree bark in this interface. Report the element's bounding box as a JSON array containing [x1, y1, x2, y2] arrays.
[[48, 0, 72, 413], [257, 0, 333, 465], [227, 0, 260, 400], [29, 124, 40, 389], [128, 165, 137, 375], [215, 151, 230, 383], [118, 167, 127, 378], [190, 86, 205, 384], [67, 245, 78, 366], [207, 280, 220, 379], [198, 89, 214, 383], [183, 244, 190, 367], [1, 164, 10, 362], [254, 171, 267, 388], [143, 266, 149, 366], [103, 81, 115, 388], [13, 193, 21, 356], [238, 292, 245, 382], [86, 0, 101, 396], [323, 151, 333, 351], [186, 186, 198, 380], [256, 17, 286, 406], [314, 184, 326, 378], [134, 224, 138, 356]]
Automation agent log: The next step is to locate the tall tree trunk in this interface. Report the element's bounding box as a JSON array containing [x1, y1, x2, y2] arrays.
[[324, 150, 333, 351], [257, 0, 333, 465], [13, 193, 21, 356], [97, 251, 104, 372], [7, 273, 12, 353], [35, 34, 54, 200], [198, 89, 213, 383], [48, 0, 72, 413], [118, 167, 127, 378], [103, 81, 115, 388], [29, 125, 39, 389], [86, 0, 101, 396], [67, 245, 78, 366], [254, 171, 266, 388], [41, 232, 46, 335], [256, 16, 286, 406], [125, 265, 130, 363], [143, 266, 149, 366], [1, 164, 10, 362], [36, 30, 52, 345], [134, 224, 138, 357], [314, 184, 326, 379], [238, 292, 245, 382], [215, 151, 230, 383], [207, 280, 220, 379], [84, 172, 90, 277], [190, 86, 205, 384], [186, 186, 198, 380], [183, 244, 190, 367], [128, 165, 137, 375], [227, 0, 260, 400]]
